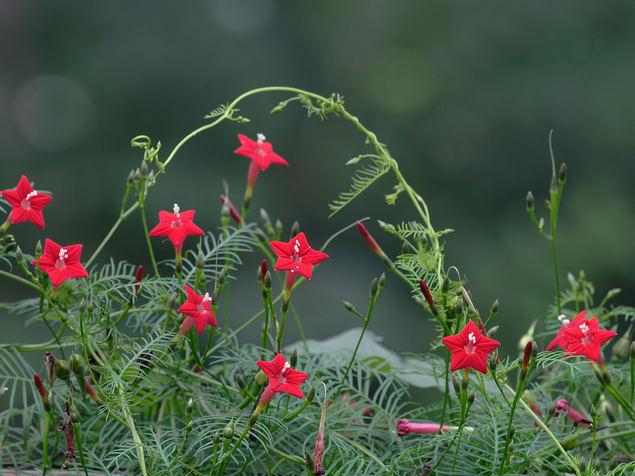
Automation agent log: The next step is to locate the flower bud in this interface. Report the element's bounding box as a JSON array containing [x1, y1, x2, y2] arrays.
[[562, 437, 577, 450], [275, 219, 283, 238], [290, 221, 300, 238], [186, 398, 194, 415], [290, 349, 298, 368], [140, 160, 149, 176], [196, 249, 205, 270], [260, 259, 268, 283], [84, 379, 103, 404], [419, 279, 437, 314], [14, 246, 23, 263], [34, 374, 51, 411], [522, 340, 534, 371], [467, 393, 475, 405], [378, 272, 386, 290], [70, 353, 84, 374], [355, 221, 386, 258], [223, 418, 235, 439], [526, 191, 534, 211], [134, 168, 142, 182], [235, 373, 246, 389], [264, 271, 272, 290], [167, 292, 178, 309], [611, 326, 632, 359], [35, 240, 42, 257], [487, 325, 499, 337], [558, 162, 567, 184], [342, 301, 357, 314], [260, 208, 271, 224], [369, 277, 379, 298], [489, 299, 499, 320], [127, 169, 135, 184], [55, 360, 71, 381], [452, 374, 461, 395]]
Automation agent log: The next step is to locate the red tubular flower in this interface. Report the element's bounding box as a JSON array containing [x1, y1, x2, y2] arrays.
[[1, 175, 53, 229], [396, 419, 456, 436], [546, 311, 587, 351], [314, 401, 327, 476], [256, 353, 309, 402], [32, 239, 88, 287], [441, 321, 501, 374], [33, 374, 51, 410], [149, 203, 204, 250], [84, 378, 103, 404], [219, 195, 242, 225], [133, 265, 144, 295], [269, 232, 328, 280], [554, 399, 592, 428], [177, 285, 217, 335], [234, 133, 288, 175], [563, 315, 617, 362]]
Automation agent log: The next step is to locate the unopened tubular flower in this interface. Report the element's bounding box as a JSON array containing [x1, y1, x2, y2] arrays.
[[149, 203, 204, 251], [84, 378, 103, 404], [1, 175, 53, 229], [356, 221, 386, 258], [522, 340, 534, 370], [419, 279, 437, 314], [255, 353, 309, 407], [313, 399, 327, 476], [133, 265, 144, 295], [554, 399, 592, 428], [441, 321, 501, 374], [33, 374, 51, 411], [32, 239, 88, 287], [219, 195, 242, 225], [396, 419, 465, 436], [269, 232, 328, 281], [178, 285, 217, 334]]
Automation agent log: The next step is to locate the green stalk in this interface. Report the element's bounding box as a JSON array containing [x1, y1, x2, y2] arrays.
[[42, 411, 52, 475], [119, 385, 148, 476]]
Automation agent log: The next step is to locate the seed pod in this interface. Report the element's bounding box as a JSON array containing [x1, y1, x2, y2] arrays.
[[223, 418, 235, 439], [34, 374, 51, 411], [342, 301, 357, 314], [140, 160, 149, 176]]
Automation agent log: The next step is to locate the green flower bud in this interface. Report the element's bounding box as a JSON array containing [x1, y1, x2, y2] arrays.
[[54, 360, 71, 381], [70, 353, 84, 373], [558, 163, 567, 184], [290, 221, 300, 238], [526, 191, 534, 211], [612, 325, 632, 359]]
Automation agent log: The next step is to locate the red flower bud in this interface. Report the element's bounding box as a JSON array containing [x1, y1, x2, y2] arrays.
[[33, 373, 51, 411], [419, 279, 437, 314], [133, 265, 144, 295], [220, 195, 242, 225], [355, 221, 387, 259], [260, 259, 268, 283], [84, 378, 103, 404], [522, 340, 533, 370]]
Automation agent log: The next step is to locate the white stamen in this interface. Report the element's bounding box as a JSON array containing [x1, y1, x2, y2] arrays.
[[293, 239, 301, 254], [202, 292, 211, 303], [281, 360, 291, 373], [58, 248, 68, 261], [557, 314, 570, 325], [25, 191, 38, 200], [467, 332, 477, 344], [257, 133, 266, 143], [579, 323, 589, 334], [173, 203, 180, 216]]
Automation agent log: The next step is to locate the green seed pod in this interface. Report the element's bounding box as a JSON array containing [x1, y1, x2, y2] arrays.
[[562, 437, 577, 450], [342, 301, 357, 314], [223, 418, 234, 439]]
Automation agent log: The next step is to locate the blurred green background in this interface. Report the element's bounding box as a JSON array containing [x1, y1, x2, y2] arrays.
[[1, 1, 634, 360]]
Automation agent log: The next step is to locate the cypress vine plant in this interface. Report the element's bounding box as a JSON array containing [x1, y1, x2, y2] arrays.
[[0, 87, 634, 475]]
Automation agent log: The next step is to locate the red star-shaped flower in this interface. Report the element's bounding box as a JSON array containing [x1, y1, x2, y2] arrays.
[[178, 285, 217, 334], [149, 203, 204, 250], [234, 133, 288, 171], [546, 311, 588, 351], [562, 315, 617, 362], [441, 320, 501, 374], [256, 353, 309, 399], [1, 175, 53, 228], [32, 239, 88, 287], [269, 232, 328, 280]]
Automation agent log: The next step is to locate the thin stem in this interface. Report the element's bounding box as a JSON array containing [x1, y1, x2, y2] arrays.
[[0, 269, 39, 290], [119, 385, 148, 476], [139, 193, 160, 277]]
